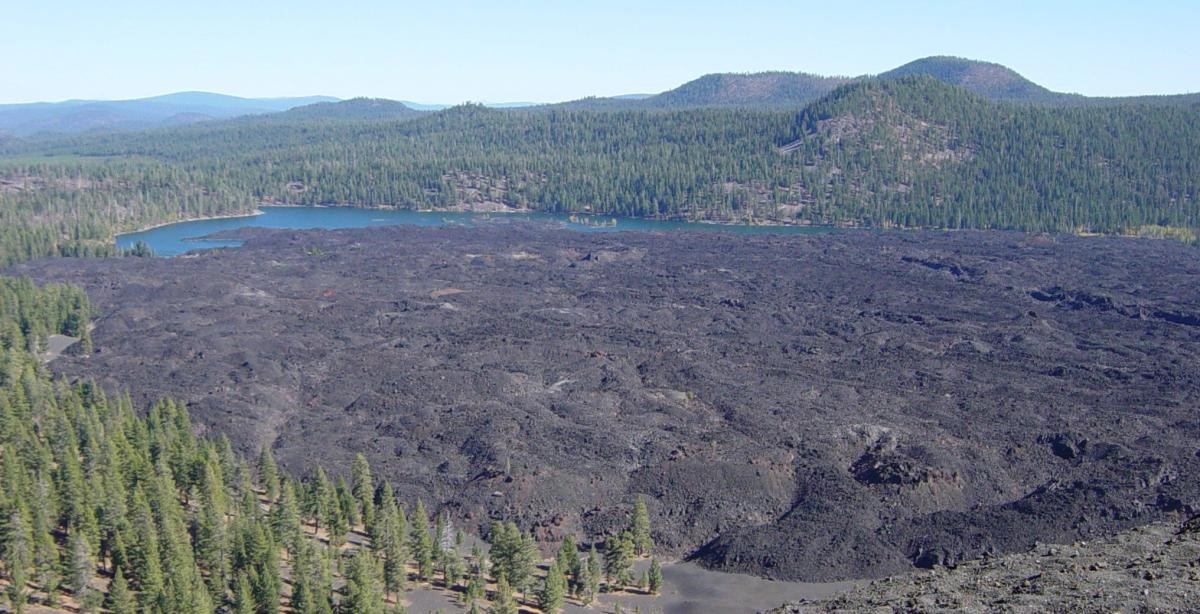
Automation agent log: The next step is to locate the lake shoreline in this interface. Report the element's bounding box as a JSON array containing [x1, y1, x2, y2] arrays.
[[116, 208, 266, 237], [114, 204, 844, 257]]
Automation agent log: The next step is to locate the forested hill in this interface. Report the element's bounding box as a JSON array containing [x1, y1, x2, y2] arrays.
[[878, 56, 1060, 104], [0, 75, 1198, 265], [634, 71, 854, 109], [555, 56, 1200, 110], [781, 76, 1200, 231], [269, 98, 426, 122]]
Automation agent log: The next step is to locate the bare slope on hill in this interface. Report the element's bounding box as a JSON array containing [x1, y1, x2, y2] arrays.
[[16, 225, 1200, 581]]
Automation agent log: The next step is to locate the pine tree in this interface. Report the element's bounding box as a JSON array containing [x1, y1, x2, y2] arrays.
[[556, 535, 581, 595], [310, 466, 335, 533], [433, 512, 447, 563], [377, 504, 408, 599], [410, 500, 434, 581], [194, 461, 230, 601], [233, 572, 255, 614], [30, 483, 62, 608], [631, 496, 652, 557], [270, 479, 303, 556], [604, 531, 634, 589], [335, 477, 359, 529], [342, 549, 386, 614], [576, 560, 594, 606], [463, 571, 485, 606], [247, 521, 281, 614], [487, 573, 518, 614], [350, 453, 374, 527], [105, 568, 136, 614], [515, 530, 538, 600], [292, 542, 334, 614], [538, 559, 566, 614], [129, 490, 165, 612], [585, 545, 602, 602], [67, 528, 97, 604], [647, 557, 663, 595], [3, 509, 32, 614], [256, 446, 279, 502], [440, 538, 463, 589]]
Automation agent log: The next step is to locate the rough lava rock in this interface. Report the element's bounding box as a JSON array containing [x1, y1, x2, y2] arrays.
[[13, 225, 1200, 581]]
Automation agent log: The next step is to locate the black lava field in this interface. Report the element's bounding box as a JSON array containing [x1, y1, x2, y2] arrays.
[[16, 224, 1200, 581]]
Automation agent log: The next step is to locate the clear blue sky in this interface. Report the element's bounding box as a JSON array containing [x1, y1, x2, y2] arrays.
[[3, 0, 1197, 104]]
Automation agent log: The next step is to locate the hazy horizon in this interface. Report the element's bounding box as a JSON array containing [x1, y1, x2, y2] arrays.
[[3, 0, 1199, 105]]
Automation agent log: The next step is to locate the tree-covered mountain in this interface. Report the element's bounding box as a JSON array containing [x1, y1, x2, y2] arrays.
[[782, 76, 1199, 230], [879, 56, 1200, 107], [269, 98, 426, 122], [638, 71, 855, 109], [555, 56, 1200, 110], [879, 56, 1060, 104]]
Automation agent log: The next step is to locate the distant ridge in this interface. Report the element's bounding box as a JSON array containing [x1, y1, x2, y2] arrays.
[[878, 56, 1058, 103], [0, 92, 338, 136], [275, 98, 424, 121], [641, 71, 854, 108], [5, 56, 1199, 137], [555, 56, 1200, 110]]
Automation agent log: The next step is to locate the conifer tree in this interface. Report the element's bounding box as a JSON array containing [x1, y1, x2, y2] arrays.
[[463, 571, 485, 607], [410, 500, 434, 581], [270, 479, 303, 556], [3, 509, 32, 614], [289, 541, 317, 614], [604, 531, 634, 588], [97, 468, 129, 573], [129, 489, 165, 612], [576, 560, 594, 606], [256, 446, 279, 502], [105, 567, 136, 614], [336, 477, 359, 529], [377, 502, 407, 600], [433, 512, 447, 562], [68, 528, 97, 604], [487, 573, 518, 614], [631, 496, 653, 557], [350, 453, 375, 527], [108, 530, 129, 585], [311, 466, 335, 533], [30, 480, 62, 607], [342, 549, 385, 614], [556, 535, 581, 595], [194, 463, 230, 600], [292, 541, 334, 614], [647, 558, 663, 595], [586, 545, 602, 602], [233, 572, 255, 614], [539, 559, 567, 614], [247, 521, 281, 614]]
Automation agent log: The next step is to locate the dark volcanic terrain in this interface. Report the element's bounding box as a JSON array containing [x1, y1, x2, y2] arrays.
[[774, 517, 1200, 613], [15, 225, 1200, 581]]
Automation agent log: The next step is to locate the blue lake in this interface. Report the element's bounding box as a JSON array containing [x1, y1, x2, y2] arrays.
[[116, 206, 833, 257]]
